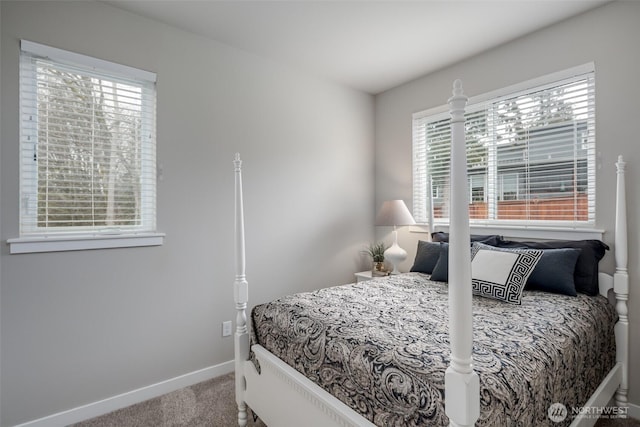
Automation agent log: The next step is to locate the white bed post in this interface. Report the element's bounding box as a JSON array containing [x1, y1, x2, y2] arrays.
[[445, 80, 480, 427], [613, 155, 629, 409], [234, 153, 250, 427]]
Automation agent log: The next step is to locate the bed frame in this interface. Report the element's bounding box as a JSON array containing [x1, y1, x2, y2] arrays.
[[233, 80, 629, 427]]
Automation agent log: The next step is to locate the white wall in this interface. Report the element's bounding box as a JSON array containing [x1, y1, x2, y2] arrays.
[[0, 3, 3, 425], [375, 0, 640, 409], [0, 1, 374, 425]]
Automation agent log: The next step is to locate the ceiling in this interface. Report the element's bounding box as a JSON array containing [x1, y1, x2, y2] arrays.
[[105, 0, 611, 94]]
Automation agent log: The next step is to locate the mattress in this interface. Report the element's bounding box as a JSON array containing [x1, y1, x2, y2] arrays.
[[251, 273, 616, 426]]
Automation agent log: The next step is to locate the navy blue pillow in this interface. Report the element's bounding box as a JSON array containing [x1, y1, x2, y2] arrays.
[[430, 242, 449, 282], [526, 248, 582, 296], [428, 234, 501, 283], [431, 232, 502, 247], [410, 241, 441, 274], [497, 239, 608, 296]]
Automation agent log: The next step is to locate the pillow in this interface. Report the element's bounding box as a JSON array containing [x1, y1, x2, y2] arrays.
[[526, 248, 581, 296], [429, 242, 449, 282], [470, 242, 543, 304], [496, 239, 609, 296], [410, 241, 441, 274], [429, 239, 501, 283], [431, 232, 502, 246], [427, 234, 501, 282]]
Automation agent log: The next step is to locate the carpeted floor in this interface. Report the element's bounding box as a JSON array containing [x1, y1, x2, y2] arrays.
[[72, 373, 639, 426], [71, 373, 265, 427]]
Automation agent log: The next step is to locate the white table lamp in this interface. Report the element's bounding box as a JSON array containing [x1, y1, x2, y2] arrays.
[[375, 200, 416, 274]]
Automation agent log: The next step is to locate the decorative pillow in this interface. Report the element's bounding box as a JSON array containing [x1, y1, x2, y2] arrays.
[[496, 239, 609, 296], [410, 241, 441, 274], [429, 242, 449, 282], [431, 232, 503, 247], [470, 242, 543, 304], [526, 248, 581, 296]]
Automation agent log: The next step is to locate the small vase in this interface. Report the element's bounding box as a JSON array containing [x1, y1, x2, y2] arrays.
[[373, 261, 385, 272]]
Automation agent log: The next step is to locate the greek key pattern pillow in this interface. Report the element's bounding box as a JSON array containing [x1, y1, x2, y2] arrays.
[[470, 242, 543, 304]]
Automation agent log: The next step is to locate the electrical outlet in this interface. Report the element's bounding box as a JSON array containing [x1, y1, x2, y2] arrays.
[[222, 320, 232, 337]]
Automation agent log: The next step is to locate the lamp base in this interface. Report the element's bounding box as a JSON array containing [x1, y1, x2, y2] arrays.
[[384, 230, 407, 275]]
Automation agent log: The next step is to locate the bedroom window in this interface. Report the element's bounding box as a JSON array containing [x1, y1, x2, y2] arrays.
[[11, 41, 162, 253], [413, 64, 595, 230]]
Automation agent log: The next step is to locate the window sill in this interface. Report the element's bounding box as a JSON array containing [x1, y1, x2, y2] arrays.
[[7, 232, 165, 254]]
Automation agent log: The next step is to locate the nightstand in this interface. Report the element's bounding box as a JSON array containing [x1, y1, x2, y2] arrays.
[[355, 271, 374, 283]]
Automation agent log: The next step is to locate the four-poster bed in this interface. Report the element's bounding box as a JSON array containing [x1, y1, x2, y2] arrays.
[[233, 80, 629, 426]]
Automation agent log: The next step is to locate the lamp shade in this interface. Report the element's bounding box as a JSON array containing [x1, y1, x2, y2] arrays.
[[375, 200, 416, 227]]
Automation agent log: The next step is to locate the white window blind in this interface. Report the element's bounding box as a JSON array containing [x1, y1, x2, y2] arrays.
[[19, 41, 157, 237], [413, 64, 595, 228]]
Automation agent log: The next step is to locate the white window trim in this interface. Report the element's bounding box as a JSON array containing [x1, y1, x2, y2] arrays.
[[8, 233, 165, 254], [412, 63, 596, 233], [20, 40, 156, 82], [413, 63, 595, 121], [11, 41, 163, 253]]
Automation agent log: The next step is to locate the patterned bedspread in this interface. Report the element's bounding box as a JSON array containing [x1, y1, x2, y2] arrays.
[[251, 273, 616, 426]]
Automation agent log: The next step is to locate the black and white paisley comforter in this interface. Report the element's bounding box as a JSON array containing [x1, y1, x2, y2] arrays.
[[251, 273, 616, 426]]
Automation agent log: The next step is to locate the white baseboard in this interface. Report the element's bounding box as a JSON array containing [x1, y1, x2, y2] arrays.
[[13, 360, 234, 427]]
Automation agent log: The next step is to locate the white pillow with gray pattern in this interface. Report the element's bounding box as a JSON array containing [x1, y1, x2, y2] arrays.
[[470, 242, 543, 304]]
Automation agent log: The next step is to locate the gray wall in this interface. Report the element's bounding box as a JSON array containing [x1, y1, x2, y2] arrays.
[[375, 0, 640, 408], [0, 3, 3, 425], [0, 2, 374, 425]]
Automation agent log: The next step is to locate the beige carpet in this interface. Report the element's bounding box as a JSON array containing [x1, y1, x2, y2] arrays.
[[72, 373, 638, 426], [71, 373, 265, 427]]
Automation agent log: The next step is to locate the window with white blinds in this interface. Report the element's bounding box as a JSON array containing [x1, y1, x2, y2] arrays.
[[413, 64, 595, 228], [19, 41, 157, 237]]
